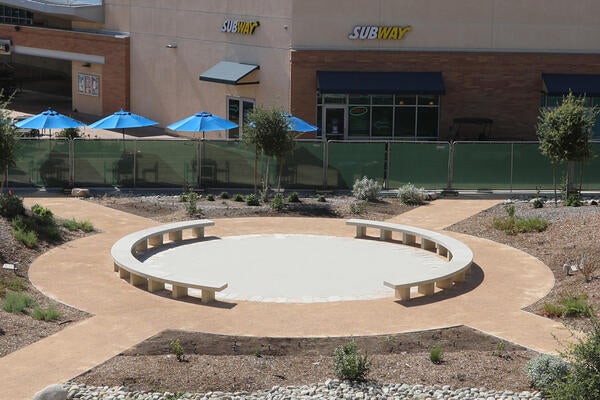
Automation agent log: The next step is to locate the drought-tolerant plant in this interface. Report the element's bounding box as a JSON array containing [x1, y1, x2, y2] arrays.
[[31, 305, 61, 321], [170, 339, 186, 362], [352, 176, 381, 201], [543, 294, 593, 318], [270, 193, 285, 211], [287, 192, 300, 203], [349, 200, 367, 215], [184, 191, 199, 216], [2, 291, 35, 313], [206, 194, 215, 201], [398, 183, 426, 205], [564, 194, 582, 207], [532, 187, 544, 209], [61, 218, 94, 233], [12, 226, 38, 248], [492, 341, 508, 359], [548, 317, 600, 399], [0, 276, 26, 294], [543, 302, 565, 318], [577, 255, 599, 283], [492, 205, 548, 235], [233, 193, 244, 202], [31, 204, 55, 225], [525, 354, 570, 392], [429, 346, 444, 364], [0, 193, 24, 218], [333, 340, 371, 382], [219, 191, 230, 199], [317, 194, 326, 202], [246, 193, 260, 206]]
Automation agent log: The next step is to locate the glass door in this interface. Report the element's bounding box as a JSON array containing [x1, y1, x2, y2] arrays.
[[323, 106, 347, 140]]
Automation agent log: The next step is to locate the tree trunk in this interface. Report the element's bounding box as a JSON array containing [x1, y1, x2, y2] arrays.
[[264, 157, 270, 195], [277, 158, 284, 192], [553, 161, 557, 204], [578, 160, 584, 194], [566, 160, 576, 195], [253, 148, 258, 194]]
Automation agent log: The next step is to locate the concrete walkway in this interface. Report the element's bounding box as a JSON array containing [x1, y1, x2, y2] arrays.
[[0, 198, 573, 399]]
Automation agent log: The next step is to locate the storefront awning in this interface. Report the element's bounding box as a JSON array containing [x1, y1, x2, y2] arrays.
[[317, 71, 445, 94], [542, 73, 600, 96], [200, 61, 259, 85]]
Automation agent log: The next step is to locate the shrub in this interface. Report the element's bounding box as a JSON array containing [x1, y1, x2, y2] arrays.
[[532, 198, 545, 209], [2, 291, 35, 313], [317, 194, 326, 202], [543, 302, 565, 317], [170, 339, 185, 362], [352, 176, 381, 201], [246, 193, 260, 206], [560, 294, 593, 318], [398, 183, 426, 205], [31, 204, 55, 225], [270, 193, 285, 211], [206, 194, 215, 201], [233, 194, 244, 202], [287, 192, 300, 203], [12, 227, 38, 247], [333, 340, 370, 382], [62, 219, 94, 233], [549, 318, 600, 399], [430, 346, 444, 364], [31, 305, 61, 321], [0, 193, 24, 218], [493, 215, 548, 236], [184, 191, 199, 216], [0, 276, 26, 293], [219, 191, 230, 199], [349, 201, 367, 215], [564, 194, 582, 207], [525, 354, 570, 391]]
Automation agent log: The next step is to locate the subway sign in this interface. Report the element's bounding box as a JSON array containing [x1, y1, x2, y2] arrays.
[[221, 19, 260, 35], [348, 25, 411, 40]]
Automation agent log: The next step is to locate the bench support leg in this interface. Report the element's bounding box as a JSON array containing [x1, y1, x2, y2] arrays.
[[422, 238, 436, 252], [113, 262, 119, 272], [135, 241, 148, 253], [168, 231, 182, 242], [148, 235, 163, 247], [380, 229, 392, 241], [453, 271, 467, 283], [355, 226, 366, 238], [191, 227, 205, 238], [403, 233, 416, 246], [148, 280, 165, 292], [395, 287, 411, 301], [172, 285, 188, 299], [201, 289, 216, 303], [418, 282, 435, 296], [436, 278, 454, 289], [130, 273, 146, 287], [437, 246, 448, 258], [119, 268, 130, 280]]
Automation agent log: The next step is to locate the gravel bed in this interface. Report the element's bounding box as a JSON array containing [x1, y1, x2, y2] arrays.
[[64, 380, 545, 400]]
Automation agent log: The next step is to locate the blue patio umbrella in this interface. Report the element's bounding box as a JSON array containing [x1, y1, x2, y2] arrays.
[[14, 109, 85, 130], [166, 111, 238, 138], [283, 113, 318, 132], [88, 109, 158, 140]]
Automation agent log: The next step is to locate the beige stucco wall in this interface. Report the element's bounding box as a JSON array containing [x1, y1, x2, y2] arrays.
[[102, 0, 293, 131], [291, 0, 600, 53]]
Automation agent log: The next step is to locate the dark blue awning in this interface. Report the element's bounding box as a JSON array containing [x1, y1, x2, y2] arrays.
[[317, 71, 445, 94], [542, 74, 600, 96], [200, 61, 259, 85]]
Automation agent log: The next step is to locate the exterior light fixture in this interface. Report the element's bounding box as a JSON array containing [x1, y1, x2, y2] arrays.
[[166, 43, 177, 48]]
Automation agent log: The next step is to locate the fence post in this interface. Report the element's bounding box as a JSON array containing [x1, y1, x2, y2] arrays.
[[510, 143, 514, 194], [133, 140, 137, 188], [384, 141, 390, 190], [322, 140, 329, 190], [443, 141, 456, 194], [69, 139, 74, 188], [196, 140, 201, 188]]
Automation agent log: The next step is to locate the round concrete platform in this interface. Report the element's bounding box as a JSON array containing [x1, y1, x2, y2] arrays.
[[142, 234, 446, 303]]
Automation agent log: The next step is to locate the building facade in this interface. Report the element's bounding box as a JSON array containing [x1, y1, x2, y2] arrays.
[[2, 0, 600, 140]]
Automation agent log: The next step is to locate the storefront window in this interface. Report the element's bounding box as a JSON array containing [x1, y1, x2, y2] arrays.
[[227, 97, 254, 139], [0, 6, 32, 25], [317, 92, 440, 139]]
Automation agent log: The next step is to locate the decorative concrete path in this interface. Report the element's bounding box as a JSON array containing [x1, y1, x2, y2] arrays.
[[0, 198, 572, 399]]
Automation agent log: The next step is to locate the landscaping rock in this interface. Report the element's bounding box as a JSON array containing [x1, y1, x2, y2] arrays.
[[32, 384, 67, 400]]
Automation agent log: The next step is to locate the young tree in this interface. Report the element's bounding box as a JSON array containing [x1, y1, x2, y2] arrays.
[[0, 97, 20, 193], [243, 107, 296, 194], [537, 92, 598, 202]]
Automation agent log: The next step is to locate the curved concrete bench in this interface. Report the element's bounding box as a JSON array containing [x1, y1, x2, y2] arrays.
[[346, 218, 473, 301], [111, 219, 227, 303]]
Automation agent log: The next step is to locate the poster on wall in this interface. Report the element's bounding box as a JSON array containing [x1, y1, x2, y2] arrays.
[[77, 73, 100, 97]]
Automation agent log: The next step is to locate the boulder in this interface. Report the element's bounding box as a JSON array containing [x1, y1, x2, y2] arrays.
[[32, 384, 67, 400], [71, 188, 90, 197]]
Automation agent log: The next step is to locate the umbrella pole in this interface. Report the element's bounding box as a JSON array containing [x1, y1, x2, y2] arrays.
[[122, 128, 125, 140]]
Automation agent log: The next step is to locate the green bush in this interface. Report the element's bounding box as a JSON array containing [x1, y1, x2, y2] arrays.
[[246, 194, 260, 206], [2, 291, 35, 313], [398, 183, 426, 205], [31, 305, 61, 321], [287, 192, 300, 203], [270, 193, 285, 211], [493, 216, 548, 235], [564, 194, 582, 207], [349, 201, 367, 215], [333, 340, 370, 382], [525, 354, 570, 391], [0, 193, 24, 218], [31, 204, 55, 225], [543, 294, 593, 318], [430, 346, 444, 364], [184, 191, 199, 216], [0, 276, 26, 293], [548, 318, 600, 399], [170, 339, 185, 362], [12, 227, 38, 248], [532, 198, 545, 209], [62, 219, 94, 233], [317, 194, 326, 202], [219, 191, 230, 199], [233, 194, 244, 202], [352, 176, 381, 201], [206, 194, 215, 201], [543, 302, 565, 317]]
